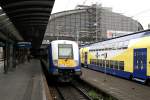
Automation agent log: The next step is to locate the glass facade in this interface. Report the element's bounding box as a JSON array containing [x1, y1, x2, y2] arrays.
[[44, 4, 143, 44]]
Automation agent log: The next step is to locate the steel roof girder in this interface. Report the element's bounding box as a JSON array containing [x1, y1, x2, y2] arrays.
[[10, 13, 50, 19], [7, 7, 51, 15], [2, 1, 54, 8]]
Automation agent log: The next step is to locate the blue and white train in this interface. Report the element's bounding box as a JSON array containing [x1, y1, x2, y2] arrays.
[[41, 40, 81, 81]]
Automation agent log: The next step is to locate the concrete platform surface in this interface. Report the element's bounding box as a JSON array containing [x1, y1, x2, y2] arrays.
[[81, 67, 150, 100], [0, 59, 49, 100]]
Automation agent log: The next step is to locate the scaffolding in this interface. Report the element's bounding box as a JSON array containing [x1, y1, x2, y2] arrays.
[[44, 4, 143, 45]]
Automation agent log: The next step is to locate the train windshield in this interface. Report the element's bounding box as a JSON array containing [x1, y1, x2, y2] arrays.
[[58, 44, 73, 59]]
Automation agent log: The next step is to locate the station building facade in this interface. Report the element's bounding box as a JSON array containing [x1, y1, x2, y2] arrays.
[[44, 4, 143, 44]]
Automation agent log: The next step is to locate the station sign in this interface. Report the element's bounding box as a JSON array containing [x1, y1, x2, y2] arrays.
[[16, 42, 32, 48]]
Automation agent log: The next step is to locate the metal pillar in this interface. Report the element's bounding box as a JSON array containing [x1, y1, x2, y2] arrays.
[[4, 42, 9, 74], [12, 46, 16, 68], [9, 44, 14, 70], [3, 43, 16, 73]]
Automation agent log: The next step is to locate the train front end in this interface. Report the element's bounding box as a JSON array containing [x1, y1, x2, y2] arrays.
[[49, 40, 81, 79]]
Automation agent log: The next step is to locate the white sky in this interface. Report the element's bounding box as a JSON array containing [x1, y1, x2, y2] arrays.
[[52, 0, 150, 29]]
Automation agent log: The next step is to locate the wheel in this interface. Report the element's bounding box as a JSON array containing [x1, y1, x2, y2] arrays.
[[146, 79, 150, 85], [129, 75, 133, 80], [81, 63, 84, 67]]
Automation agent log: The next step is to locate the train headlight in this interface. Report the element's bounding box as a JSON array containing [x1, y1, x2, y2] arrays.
[[53, 60, 58, 66]]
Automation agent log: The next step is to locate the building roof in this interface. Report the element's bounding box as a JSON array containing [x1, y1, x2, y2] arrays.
[[0, 0, 55, 48]]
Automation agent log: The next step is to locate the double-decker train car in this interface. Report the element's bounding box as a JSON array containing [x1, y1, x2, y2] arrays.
[[80, 30, 150, 83], [41, 40, 81, 81]]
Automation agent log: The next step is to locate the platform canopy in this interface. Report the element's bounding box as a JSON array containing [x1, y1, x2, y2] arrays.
[[0, 9, 23, 42], [0, 0, 55, 48]]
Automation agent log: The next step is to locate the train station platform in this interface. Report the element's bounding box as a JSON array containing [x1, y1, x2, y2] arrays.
[[0, 59, 51, 100], [81, 67, 150, 100]]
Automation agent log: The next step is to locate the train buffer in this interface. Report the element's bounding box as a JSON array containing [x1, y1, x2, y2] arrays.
[[0, 59, 52, 100]]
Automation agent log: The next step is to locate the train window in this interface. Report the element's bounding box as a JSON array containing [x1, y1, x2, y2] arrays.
[[99, 59, 102, 67], [112, 45, 116, 50], [108, 60, 111, 68], [99, 59, 102, 66], [91, 59, 93, 64], [112, 61, 115, 69], [92, 59, 94, 64], [99, 59, 101, 66], [90, 59, 92, 64], [122, 47, 128, 49], [114, 61, 119, 69], [117, 61, 120, 70], [108, 47, 111, 50], [118, 42, 123, 49], [58, 44, 73, 59], [95, 59, 97, 65], [103, 60, 106, 67], [123, 41, 129, 49], [93, 59, 95, 65], [101, 59, 103, 67], [110, 60, 113, 68], [96, 59, 98, 65], [106, 60, 109, 67], [97, 59, 99, 65], [119, 61, 124, 70], [93, 59, 95, 64], [103, 60, 105, 67]]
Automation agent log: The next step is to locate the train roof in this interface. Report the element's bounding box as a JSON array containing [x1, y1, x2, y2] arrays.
[[51, 40, 78, 45], [82, 29, 150, 47], [41, 40, 78, 48], [51, 40, 76, 43]]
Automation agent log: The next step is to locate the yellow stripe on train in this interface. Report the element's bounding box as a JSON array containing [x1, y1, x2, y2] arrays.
[[58, 59, 76, 67], [80, 36, 150, 76]]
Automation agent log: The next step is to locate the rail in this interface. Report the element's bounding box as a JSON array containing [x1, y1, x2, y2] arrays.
[[55, 84, 92, 100]]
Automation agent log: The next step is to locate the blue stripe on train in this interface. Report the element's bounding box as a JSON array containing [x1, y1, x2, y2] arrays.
[[86, 64, 131, 79]]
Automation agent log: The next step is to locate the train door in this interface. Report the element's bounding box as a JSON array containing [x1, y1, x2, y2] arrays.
[[133, 48, 147, 79], [84, 52, 88, 65]]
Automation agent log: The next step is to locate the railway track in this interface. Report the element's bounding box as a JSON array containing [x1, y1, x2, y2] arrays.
[[41, 61, 116, 100], [47, 78, 117, 100], [55, 83, 92, 100]]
